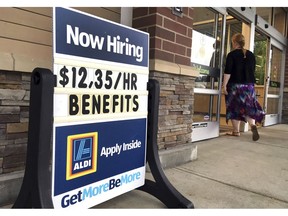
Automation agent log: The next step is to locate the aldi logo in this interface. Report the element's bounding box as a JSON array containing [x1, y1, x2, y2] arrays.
[[66, 132, 98, 180]]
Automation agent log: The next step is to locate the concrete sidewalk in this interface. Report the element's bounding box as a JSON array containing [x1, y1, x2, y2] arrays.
[[95, 124, 288, 209]]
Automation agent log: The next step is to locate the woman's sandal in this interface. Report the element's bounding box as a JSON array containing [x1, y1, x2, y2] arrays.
[[251, 125, 260, 141], [226, 131, 240, 137]]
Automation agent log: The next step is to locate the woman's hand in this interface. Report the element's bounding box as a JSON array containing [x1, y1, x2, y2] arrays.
[[223, 85, 228, 95], [222, 74, 230, 95]]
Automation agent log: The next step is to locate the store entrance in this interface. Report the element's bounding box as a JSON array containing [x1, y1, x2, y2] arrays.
[[191, 8, 225, 142], [191, 7, 286, 142], [219, 12, 254, 133], [253, 30, 285, 126], [258, 38, 285, 126], [221, 11, 285, 130], [264, 41, 284, 126]]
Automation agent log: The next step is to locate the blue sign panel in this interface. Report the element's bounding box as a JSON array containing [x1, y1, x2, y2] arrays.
[[54, 118, 146, 196], [55, 7, 149, 67]]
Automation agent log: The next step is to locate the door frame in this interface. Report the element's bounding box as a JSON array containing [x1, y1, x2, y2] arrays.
[[263, 38, 286, 126], [191, 7, 227, 142], [224, 8, 256, 132], [255, 14, 287, 126]]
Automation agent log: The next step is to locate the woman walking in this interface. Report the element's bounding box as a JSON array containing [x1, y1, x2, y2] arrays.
[[223, 33, 265, 141]]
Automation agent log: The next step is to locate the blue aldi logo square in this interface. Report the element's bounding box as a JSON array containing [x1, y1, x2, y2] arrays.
[[66, 132, 98, 180]]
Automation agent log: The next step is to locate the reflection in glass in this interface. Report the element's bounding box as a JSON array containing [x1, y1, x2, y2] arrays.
[[193, 94, 218, 122], [256, 7, 287, 37], [273, 7, 287, 36], [269, 46, 282, 95], [191, 30, 215, 66], [191, 30, 219, 89], [267, 98, 279, 114], [191, 8, 223, 91], [191, 8, 225, 125], [256, 7, 272, 23], [254, 31, 268, 85]]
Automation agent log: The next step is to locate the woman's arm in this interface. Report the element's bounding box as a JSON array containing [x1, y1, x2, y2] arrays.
[[222, 74, 231, 95], [223, 52, 232, 95]]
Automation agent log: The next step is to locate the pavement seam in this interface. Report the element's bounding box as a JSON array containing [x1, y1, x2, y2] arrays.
[[254, 142, 288, 149], [173, 167, 288, 205]]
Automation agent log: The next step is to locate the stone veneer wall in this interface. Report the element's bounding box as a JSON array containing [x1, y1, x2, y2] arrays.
[[0, 70, 30, 174], [149, 71, 195, 150]]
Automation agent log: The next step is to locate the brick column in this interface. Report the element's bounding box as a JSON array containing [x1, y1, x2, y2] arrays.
[[133, 7, 193, 65], [133, 8, 198, 150]]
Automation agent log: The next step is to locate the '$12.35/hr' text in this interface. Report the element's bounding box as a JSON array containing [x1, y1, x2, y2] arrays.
[[57, 65, 138, 90]]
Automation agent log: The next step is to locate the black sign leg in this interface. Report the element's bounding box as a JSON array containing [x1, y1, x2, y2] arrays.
[[138, 79, 194, 208], [12, 68, 54, 208]]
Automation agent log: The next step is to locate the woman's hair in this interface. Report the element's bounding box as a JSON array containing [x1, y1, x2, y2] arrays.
[[232, 33, 245, 48]]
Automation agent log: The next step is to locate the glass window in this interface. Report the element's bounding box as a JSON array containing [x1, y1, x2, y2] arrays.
[[269, 45, 282, 95], [191, 7, 225, 127], [256, 7, 287, 37], [254, 31, 268, 85], [267, 98, 279, 114], [191, 8, 224, 90], [225, 15, 242, 54], [273, 7, 287, 36], [194, 94, 219, 122], [256, 7, 273, 23]]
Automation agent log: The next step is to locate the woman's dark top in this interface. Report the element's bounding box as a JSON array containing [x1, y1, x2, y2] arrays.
[[224, 49, 256, 84]]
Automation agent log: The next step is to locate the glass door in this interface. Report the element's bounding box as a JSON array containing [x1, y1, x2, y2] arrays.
[[253, 31, 268, 124], [191, 8, 225, 142], [220, 12, 253, 133], [263, 39, 285, 126]]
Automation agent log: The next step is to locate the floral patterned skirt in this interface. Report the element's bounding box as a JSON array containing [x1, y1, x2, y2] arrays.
[[225, 83, 265, 124]]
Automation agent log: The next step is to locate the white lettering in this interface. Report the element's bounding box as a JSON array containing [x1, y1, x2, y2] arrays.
[[74, 163, 79, 170], [81, 171, 141, 202], [100, 144, 122, 157], [107, 35, 143, 62], [123, 140, 141, 151], [79, 32, 90, 47], [66, 25, 105, 50], [67, 25, 79, 45], [66, 25, 144, 62], [73, 159, 91, 171], [107, 35, 117, 53]]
